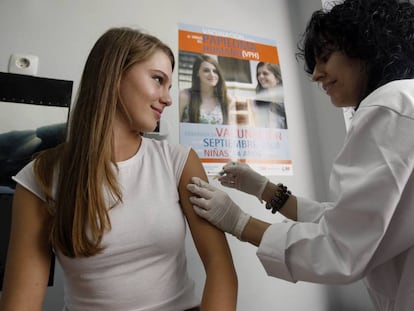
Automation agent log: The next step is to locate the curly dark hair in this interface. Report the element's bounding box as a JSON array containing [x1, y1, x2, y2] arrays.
[[297, 0, 414, 97]]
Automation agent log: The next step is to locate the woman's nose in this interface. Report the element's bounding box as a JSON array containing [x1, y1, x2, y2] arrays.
[[161, 91, 172, 106], [312, 63, 324, 81]]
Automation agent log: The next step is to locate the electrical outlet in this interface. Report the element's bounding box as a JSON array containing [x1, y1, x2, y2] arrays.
[[8, 53, 39, 76]]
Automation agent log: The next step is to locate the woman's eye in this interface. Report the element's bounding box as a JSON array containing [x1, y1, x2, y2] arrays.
[[319, 51, 332, 63], [153, 76, 163, 84]]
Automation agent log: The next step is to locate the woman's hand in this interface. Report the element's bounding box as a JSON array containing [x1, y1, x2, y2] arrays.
[[187, 177, 250, 239], [218, 162, 268, 201]]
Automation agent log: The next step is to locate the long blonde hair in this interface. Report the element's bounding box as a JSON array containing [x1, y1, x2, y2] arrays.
[[34, 27, 175, 257]]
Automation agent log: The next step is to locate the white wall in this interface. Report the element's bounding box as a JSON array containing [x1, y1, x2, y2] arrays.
[[0, 0, 374, 310]]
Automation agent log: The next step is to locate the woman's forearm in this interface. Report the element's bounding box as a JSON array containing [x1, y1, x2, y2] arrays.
[[201, 255, 238, 310], [240, 217, 271, 247], [261, 182, 298, 221], [242, 183, 298, 247]]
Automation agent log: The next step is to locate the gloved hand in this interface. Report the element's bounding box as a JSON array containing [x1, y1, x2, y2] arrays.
[[187, 177, 251, 240], [218, 161, 268, 201]]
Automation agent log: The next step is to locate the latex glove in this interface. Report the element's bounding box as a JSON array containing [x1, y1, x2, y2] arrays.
[[187, 177, 250, 240], [218, 161, 268, 201]]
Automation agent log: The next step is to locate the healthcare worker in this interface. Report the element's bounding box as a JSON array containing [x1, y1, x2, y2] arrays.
[[186, 0, 414, 310]]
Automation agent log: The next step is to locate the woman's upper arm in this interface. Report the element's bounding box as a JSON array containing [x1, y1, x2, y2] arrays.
[[179, 149, 237, 310], [178, 149, 233, 261], [0, 185, 52, 311]]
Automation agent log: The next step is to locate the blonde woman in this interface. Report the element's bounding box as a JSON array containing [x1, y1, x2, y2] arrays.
[[0, 28, 237, 311]]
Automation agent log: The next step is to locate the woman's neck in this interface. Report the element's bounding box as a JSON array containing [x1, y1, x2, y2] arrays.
[[200, 84, 216, 99], [114, 133, 142, 162], [113, 119, 142, 162]]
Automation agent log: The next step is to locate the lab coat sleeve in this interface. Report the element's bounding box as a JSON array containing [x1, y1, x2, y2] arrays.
[[296, 196, 334, 222], [257, 88, 414, 284]]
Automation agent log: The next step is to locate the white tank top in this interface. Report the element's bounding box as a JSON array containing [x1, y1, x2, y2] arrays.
[[13, 137, 199, 311]]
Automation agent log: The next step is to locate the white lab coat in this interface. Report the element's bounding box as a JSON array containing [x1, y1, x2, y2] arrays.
[[257, 79, 414, 311]]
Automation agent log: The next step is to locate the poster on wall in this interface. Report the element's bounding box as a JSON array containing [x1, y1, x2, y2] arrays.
[[178, 23, 292, 176]]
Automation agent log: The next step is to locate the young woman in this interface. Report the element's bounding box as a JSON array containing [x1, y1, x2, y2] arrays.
[[0, 27, 237, 311], [179, 54, 230, 125], [253, 62, 287, 129], [187, 0, 414, 310]]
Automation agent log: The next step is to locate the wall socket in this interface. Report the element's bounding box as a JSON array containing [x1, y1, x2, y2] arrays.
[[8, 53, 39, 76]]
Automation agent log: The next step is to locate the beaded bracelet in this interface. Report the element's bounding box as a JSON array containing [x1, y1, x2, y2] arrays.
[[265, 183, 291, 214]]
